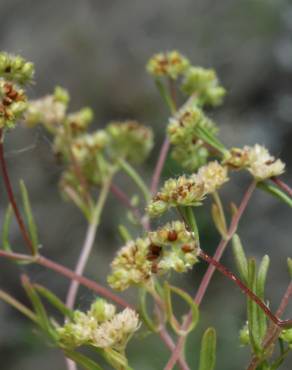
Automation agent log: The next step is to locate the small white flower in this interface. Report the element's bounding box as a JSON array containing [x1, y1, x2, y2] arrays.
[[197, 161, 228, 193], [245, 144, 285, 181]]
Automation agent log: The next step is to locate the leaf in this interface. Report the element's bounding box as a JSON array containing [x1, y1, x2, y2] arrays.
[[33, 284, 74, 319], [247, 259, 262, 354], [164, 282, 199, 335], [257, 255, 270, 300], [64, 350, 104, 370], [232, 234, 248, 283], [138, 288, 158, 332], [198, 327, 217, 370], [0, 288, 37, 322], [2, 204, 13, 252], [21, 275, 54, 337], [257, 182, 292, 208], [19, 179, 39, 254], [287, 258, 292, 280], [211, 203, 227, 238], [118, 224, 132, 243]]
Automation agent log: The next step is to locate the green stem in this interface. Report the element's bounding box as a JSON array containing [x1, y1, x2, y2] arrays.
[[65, 175, 112, 309], [212, 191, 227, 235], [0, 289, 38, 322], [182, 206, 199, 241], [155, 79, 176, 114], [118, 159, 150, 203]]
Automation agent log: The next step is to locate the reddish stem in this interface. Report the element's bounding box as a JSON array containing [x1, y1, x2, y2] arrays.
[[150, 137, 170, 195], [272, 177, 292, 198], [0, 129, 34, 254], [164, 181, 256, 370], [199, 250, 292, 328], [0, 249, 131, 309]]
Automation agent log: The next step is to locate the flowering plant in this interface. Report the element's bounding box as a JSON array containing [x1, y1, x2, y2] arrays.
[[0, 50, 291, 370]]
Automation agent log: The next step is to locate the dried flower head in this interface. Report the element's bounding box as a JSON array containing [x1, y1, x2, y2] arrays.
[[146, 51, 190, 80], [57, 299, 139, 351], [181, 66, 226, 106], [0, 81, 27, 128], [224, 147, 251, 170], [0, 52, 34, 85], [106, 120, 153, 164], [244, 144, 285, 181], [65, 107, 93, 135]]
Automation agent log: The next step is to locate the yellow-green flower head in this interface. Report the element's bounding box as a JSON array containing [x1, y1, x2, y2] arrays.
[[146, 50, 190, 80], [65, 107, 93, 135], [149, 221, 199, 273], [107, 238, 152, 291], [91, 307, 140, 350], [197, 161, 228, 193], [70, 130, 109, 163], [244, 144, 285, 181], [181, 66, 226, 106], [0, 52, 34, 85], [168, 104, 217, 146], [57, 299, 139, 351], [147, 175, 206, 217], [106, 120, 153, 164], [24, 87, 69, 129], [0, 80, 27, 128], [171, 140, 209, 171], [223, 147, 251, 170]]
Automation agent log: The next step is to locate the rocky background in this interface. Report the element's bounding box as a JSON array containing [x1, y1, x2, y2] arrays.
[[0, 0, 291, 369]]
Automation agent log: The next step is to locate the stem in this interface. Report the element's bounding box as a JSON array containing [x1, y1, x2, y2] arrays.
[[198, 250, 287, 327], [0, 129, 34, 254], [150, 137, 170, 196], [212, 191, 227, 234], [271, 177, 292, 198], [66, 177, 111, 309], [0, 288, 38, 322], [163, 181, 256, 370], [118, 158, 150, 203], [0, 250, 132, 309], [247, 281, 292, 370]]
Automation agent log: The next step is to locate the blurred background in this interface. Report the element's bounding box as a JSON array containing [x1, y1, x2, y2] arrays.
[[0, 0, 291, 369]]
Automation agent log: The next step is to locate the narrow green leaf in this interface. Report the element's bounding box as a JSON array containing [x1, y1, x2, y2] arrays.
[[0, 288, 37, 323], [64, 350, 104, 370], [118, 225, 132, 243], [198, 327, 217, 370], [232, 234, 248, 283], [2, 204, 13, 252], [21, 276, 53, 335], [155, 78, 176, 113], [19, 179, 39, 254], [138, 288, 158, 332], [33, 284, 73, 319], [183, 206, 199, 241], [287, 258, 292, 280], [257, 182, 292, 208], [247, 258, 262, 354], [257, 255, 270, 300]]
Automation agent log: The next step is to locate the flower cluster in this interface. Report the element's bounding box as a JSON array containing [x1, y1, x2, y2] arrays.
[[181, 66, 226, 106], [167, 102, 219, 171], [25, 87, 69, 130], [146, 50, 190, 80], [147, 161, 228, 217], [108, 221, 199, 291], [106, 120, 153, 164], [0, 52, 34, 85], [225, 144, 285, 181], [0, 81, 27, 128], [57, 299, 140, 351]]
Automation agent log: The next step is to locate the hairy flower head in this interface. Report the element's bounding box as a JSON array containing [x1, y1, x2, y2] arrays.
[[146, 51, 190, 79], [197, 161, 228, 193], [0, 52, 34, 85], [106, 120, 153, 164], [181, 66, 226, 106], [0, 81, 27, 128], [24, 86, 69, 129], [57, 299, 139, 351], [107, 238, 152, 291], [245, 144, 285, 180]]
